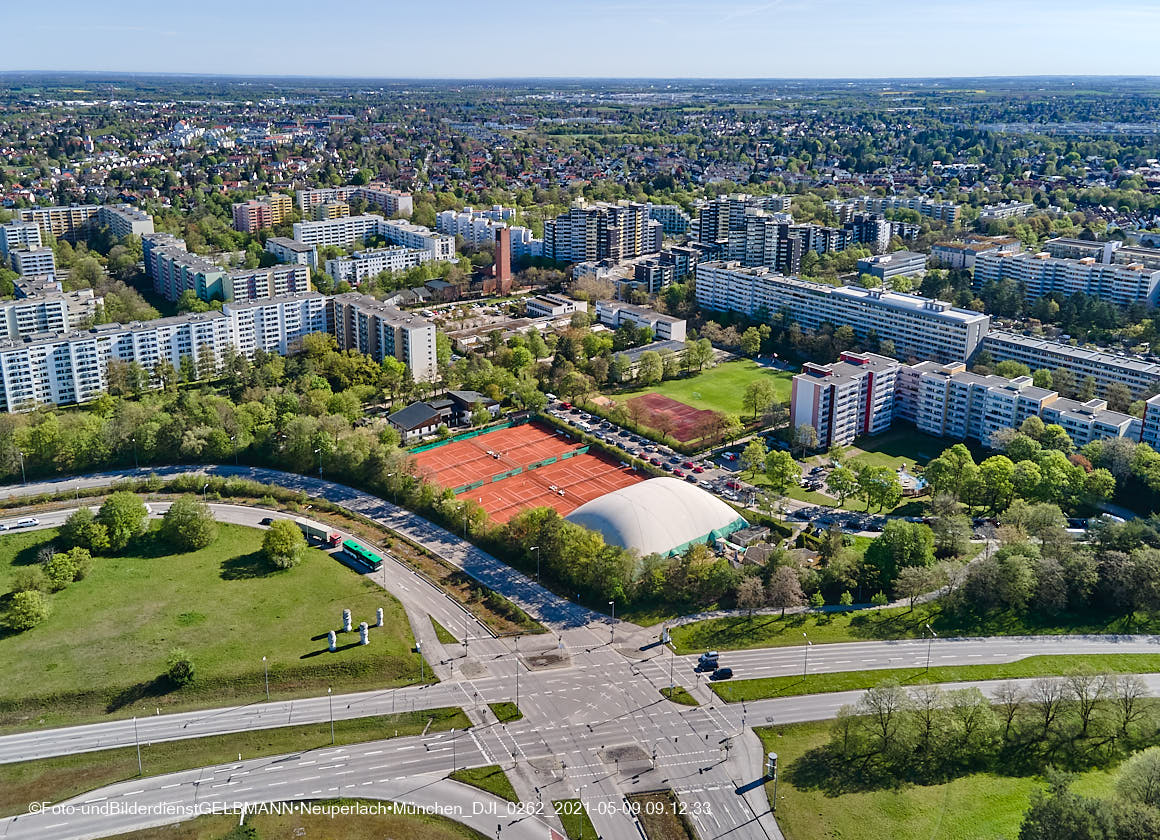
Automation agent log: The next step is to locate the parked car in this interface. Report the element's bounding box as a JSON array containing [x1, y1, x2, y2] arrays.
[[697, 651, 719, 671], [673, 469, 685, 478], [710, 667, 734, 681]]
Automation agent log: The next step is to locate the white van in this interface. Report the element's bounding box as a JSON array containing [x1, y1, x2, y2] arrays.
[[16, 518, 39, 528]]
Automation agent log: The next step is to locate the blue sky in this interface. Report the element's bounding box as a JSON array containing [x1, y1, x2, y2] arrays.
[[5, 0, 1160, 78]]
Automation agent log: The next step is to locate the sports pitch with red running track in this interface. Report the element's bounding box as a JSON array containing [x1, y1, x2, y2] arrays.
[[410, 422, 643, 523]]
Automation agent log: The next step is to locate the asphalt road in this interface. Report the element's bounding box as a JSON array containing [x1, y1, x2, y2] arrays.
[[2, 467, 1158, 840]]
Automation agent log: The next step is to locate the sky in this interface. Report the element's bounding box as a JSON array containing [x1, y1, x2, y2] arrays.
[[4, 0, 1160, 79]]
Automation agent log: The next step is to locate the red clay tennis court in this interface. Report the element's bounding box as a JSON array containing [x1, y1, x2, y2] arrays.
[[627, 392, 721, 443], [410, 421, 645, 523], [411, 423, 578, 489]]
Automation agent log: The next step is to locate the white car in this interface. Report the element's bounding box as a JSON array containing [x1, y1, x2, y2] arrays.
[[15, 518, 39, 528]]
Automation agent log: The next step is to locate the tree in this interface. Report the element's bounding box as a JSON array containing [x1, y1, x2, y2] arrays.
[[865, 520, 935, 590], [637, 351, 663, 385], [792, 424, 818, 457], [854, 464, 903, 513], [685, 338, 714, 372], [825, 466, 859, 507], [740, 439, 768, 478], [894, 564, 944, 610], [262, 519, 307, 569], [742, 380, 776, 419], [925, 444, 977, 500], [43, 547, 90, 591], [60, 507, 110, 553], [764, 450, 801, 495], [166, 649, 195, 686], [1, 590, 50, 631], [766, 566, 804, 617], [97, 492, 148, 552], [160, 496, 218, 552], [735, 577, 765, 617], [739, 326, 763, 356], [978, 455, 1016, 512]]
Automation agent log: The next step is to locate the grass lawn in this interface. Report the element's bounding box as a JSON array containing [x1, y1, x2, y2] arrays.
[[669, 603, 1160, 655], [554, 799, 598, 840], [103, 798, 488, 840], [627, 791, 697, 840], [432, 617, 459, 644], [0, 524, 427, 731], [0, 707, 468, 818], [712, 654, 1160, 702], [608, 359, 794, 418], [660, 686, 700, 706], [489, 701, 523, 722], [449, 765, 519, 802], [756, 721, 1116, 840]]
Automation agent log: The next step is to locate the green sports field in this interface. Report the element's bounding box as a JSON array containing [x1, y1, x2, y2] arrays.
[[609, 359, 794, 418]]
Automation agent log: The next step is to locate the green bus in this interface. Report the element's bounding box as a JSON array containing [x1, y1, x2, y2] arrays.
[[342, 539, 384, 572]]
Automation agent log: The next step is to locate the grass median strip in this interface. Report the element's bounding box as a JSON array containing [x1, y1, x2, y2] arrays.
[[431, 617, 459, 645], [448, 765, 519, 802], [0, 706, 469, 818], [660, 686, 700, 706], [489, 701, 523, 723], [554, 799, 597, 840], [711, 654, 1160, 702]]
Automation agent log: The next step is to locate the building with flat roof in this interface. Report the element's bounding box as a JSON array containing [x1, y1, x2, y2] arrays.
[[17, 204, 154, 242], [981, 330, 1160, 398], [857, 250, 927, 281], [543, 199, 662, 264], [1043, 237, 1120, 263], [225, 264, 312, 302], [325, 246, 433, 284], [292, 215, 454, 262], [0, 289, 99, 341], [142, 233, 226, 302], [9, 247, 56, 277], [791, 352, 899, 448], [265, 236, 317, 269], [328, 292, 437, 382], [845, 195, 961, 223], [973, 250, 1160, 308], [930, 237, 1022, 271], [696, 261, 990, 364], [0, 222, 42, 259], [594, 300, 687, 342], [231, 194, 293, 233], [525, 294, 586, 319], [647, 203, 692, 234], [1112, 245, 1160, 272], [980, 201, 1036, 221], [1141, 395, 1160, 450], [296, 184, 412, 218]]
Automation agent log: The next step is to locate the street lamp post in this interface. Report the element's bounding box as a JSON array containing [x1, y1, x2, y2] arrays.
[[386, 473, 396, 505], [131, 437, 138, 470], [314, 447, 323, 479], [802, 632, 811, 678], [17, 451, 26, 485], [133, 716, 143, 775], [327, 687, 334, 745], [515, 654, 520, 709], [202, 482, 209, 503], [230, 435, 239, 466], [530, 545, 540, 581], [609, 600, 616, 645], [262, 656, 269, 701], [925, 624, 938, 672]]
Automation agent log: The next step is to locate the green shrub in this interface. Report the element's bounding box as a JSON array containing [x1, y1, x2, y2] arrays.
[[166, 649, 195, 686], [2, 590, 51, 631]]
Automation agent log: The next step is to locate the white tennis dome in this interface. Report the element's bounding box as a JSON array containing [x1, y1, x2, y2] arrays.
[[565, 477, 748, 557]]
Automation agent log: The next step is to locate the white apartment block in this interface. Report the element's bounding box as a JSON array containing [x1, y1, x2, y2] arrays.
[[525, 294, 587, 319], [296, 185, 413, 218], [0, 292, 331, 412], [225, 264, 312, 302], [329, 292, 437, 382], [1042, 237, 1121, 263], [543, 199, 661, 264], [221, 292, 327, 358], [695, 261, 989, 364], [265, 236, 318, 269], [1141, 394, 1160, 450], [0, 222, 42, 258], [509, 226, 544, 259], [981, 330, 1160, 398], [930, 237, 1022, 270], [847, 195, 961, 223], [898, 361, 1138, 447], [790, 352, 899, 448], [10, 247, 57, 277], [1112, 245, 1160, 272], [0, 291, 96, 340], [973, 251, 1160, 308], [594, 300, 687, 342], [646, 203, 692, 234], [292, 215, 454, 262], [325, 246, 432, 284], [979, 201, 1036, 222]]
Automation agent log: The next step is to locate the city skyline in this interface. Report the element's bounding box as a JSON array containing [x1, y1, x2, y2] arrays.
[[6, 0, 1160, 79]]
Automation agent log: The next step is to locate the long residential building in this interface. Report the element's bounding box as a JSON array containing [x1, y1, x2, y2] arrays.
[[296, 185, 413, 218], [226, 264, 312, 302], [325, 246, 432, 284], [843, 195, 961, 223], [17, 204, 154, 241], [292, 215, 454, 261], [265, 236, 317, 269], [973, 250, 1160, 308], [0, 288, 100, 341], [695, 261, 990, 364], [791, 352, 899, 448], [9, 247, 56, 277], [594, 300, 686, 342], [142, 233, 227, 302], [328, 292, 437, 382], [981, 330, 1160, 399]]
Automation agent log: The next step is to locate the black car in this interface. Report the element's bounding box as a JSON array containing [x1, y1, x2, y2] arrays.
[[259, 517, 274, 526], [710, 667, 734, 681]]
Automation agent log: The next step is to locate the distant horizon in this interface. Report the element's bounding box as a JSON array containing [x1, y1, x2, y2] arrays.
[[4, 1, 1159, 79]]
